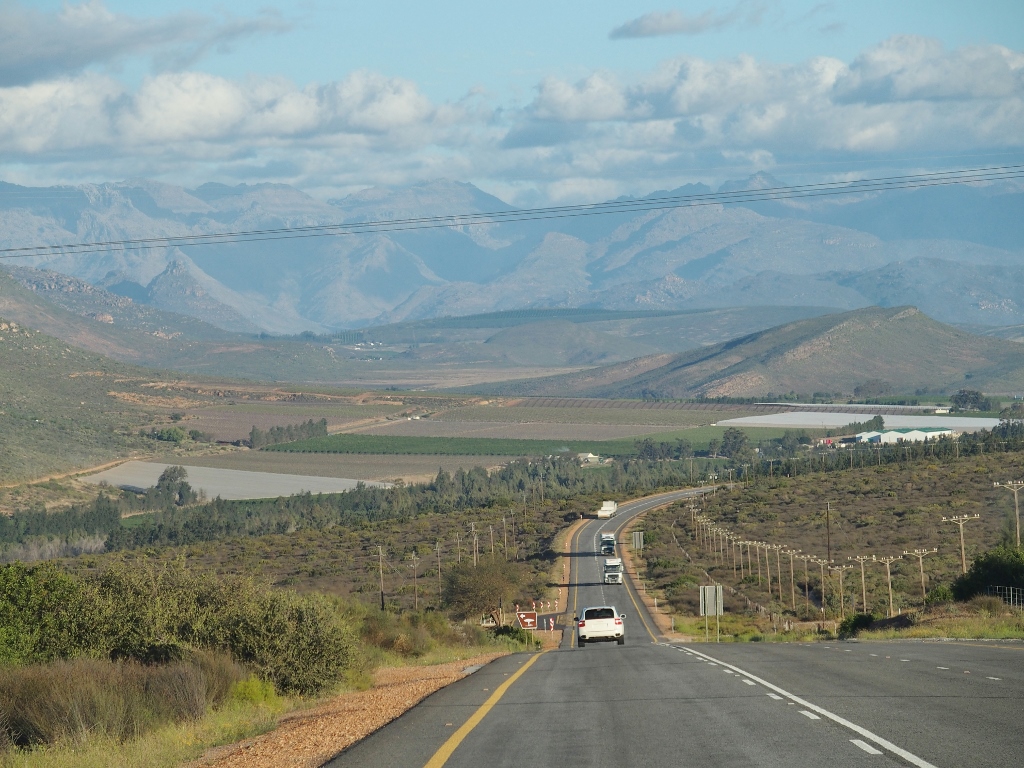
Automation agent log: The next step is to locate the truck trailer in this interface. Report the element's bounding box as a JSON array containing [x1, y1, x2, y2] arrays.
[[596, 501, 618, 519]]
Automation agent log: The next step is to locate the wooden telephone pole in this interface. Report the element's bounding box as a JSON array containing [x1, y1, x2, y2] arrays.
[[848, 555, 873, 613], [903, 548, 938, 600], [942, 514, 980, 574]]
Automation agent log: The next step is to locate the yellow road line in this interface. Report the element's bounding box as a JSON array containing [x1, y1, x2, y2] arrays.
[[423, 651, 547, 768], [614, 508, 660, 643]]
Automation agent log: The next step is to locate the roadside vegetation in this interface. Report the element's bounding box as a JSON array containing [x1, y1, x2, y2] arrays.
[[626, 424, 1024, 641]]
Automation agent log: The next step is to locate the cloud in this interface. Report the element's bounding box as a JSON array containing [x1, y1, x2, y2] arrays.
[[0, 35, 1021, 204], [0, 0, 288, 86], [610, 2, 766, 39]]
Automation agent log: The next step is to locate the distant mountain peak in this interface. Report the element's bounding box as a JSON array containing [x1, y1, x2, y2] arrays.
[[718, 172, 786, 193]]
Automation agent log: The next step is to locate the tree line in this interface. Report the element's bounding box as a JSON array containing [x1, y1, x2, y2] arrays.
[[249, 419, 328, 449]]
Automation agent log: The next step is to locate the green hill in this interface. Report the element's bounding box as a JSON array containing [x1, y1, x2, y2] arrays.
[[477, 306, 1024, 398]]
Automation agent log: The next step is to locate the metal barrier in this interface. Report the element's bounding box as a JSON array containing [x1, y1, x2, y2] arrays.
[[986, 585, 1024, 608]]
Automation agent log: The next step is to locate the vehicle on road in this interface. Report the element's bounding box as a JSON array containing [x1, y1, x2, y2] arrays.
[[575, 606, 625, 647], [600, 532, 616, 554], [595, 501, 618, 519], [603, 558, 624, 584]]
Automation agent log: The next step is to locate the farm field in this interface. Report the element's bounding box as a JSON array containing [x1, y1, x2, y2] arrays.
[[354, 419, 688, 441], [263, 426, 803, 457], [176, 451, 517, 484], [432, 404, 759, 426], [181, 401, 406, 441]]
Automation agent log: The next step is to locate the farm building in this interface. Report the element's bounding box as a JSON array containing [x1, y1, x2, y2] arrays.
[[855, 428, 956, 444]]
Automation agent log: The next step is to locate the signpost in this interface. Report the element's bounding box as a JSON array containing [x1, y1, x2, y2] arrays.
[[699, 585, 724, 643], [632, 530, 645, 557], [516, 611, 538, 631]]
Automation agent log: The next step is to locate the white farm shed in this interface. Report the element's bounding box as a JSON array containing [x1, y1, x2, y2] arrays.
[[856, 428, 956, 444]]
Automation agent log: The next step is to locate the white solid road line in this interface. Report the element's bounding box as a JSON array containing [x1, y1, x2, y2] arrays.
[[681, 646, 939, 768], [851, 739, 884, 755]]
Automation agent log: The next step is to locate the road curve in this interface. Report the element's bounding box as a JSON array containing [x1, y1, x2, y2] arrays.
[[325, 486, 1024, 768]]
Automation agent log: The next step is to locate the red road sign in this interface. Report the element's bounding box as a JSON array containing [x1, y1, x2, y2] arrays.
[[516, 611, 538, 629]]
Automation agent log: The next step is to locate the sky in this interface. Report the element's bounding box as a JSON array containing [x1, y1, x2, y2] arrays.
[[1, 0, 1023, 204]]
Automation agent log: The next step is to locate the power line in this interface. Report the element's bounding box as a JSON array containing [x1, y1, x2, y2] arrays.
[[1, 164, 1021, 260]]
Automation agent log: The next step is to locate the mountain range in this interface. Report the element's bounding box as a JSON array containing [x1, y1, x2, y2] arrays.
[[0, 174, 1021, 333], [479, 306, 1024, 399]]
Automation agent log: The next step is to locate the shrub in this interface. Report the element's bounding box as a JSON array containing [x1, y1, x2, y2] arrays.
[[967, 595, 1007, 616], [838, 613, 873, 638], [442, 559, 522, 621], [0, 655, 237, 748], [491, 625, 539, 647], [925, 584, 955, 605], [951, 547, 1024, 600]]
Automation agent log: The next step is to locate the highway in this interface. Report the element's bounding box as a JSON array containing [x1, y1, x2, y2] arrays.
[[326, 489, 1024, 768]]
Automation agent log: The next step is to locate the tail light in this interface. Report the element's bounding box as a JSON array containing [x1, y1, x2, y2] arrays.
[[577, 620, 585, 628], [614, 618, 623, 625]]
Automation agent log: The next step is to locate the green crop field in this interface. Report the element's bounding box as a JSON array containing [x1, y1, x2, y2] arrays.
[[264, 426, 806, 457]]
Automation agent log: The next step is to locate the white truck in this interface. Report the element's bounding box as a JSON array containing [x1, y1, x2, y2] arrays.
[[575, 605, 625, 647], [600, 532, 616, 555], [603, 557, 624, 584], [596, 501, 618, 519]]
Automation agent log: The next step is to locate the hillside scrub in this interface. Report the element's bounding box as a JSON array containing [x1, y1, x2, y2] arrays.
[[0, 560, 356, 695]]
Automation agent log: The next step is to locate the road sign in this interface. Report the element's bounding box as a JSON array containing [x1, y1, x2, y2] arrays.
[[699, 585, 724, 616], [549, 617, 555, 632], [516, 611, 538, 630], [632, 530, 644, 550], [699, 584, 724, 644]]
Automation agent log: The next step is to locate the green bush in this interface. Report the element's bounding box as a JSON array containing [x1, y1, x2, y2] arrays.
[[952, 547, 1024, 600], [838, 613, 874, 638], [925, 584, 955, 605], [491, 625, 539, 647]]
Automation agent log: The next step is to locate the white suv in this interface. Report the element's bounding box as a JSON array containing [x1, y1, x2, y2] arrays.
[[575, 606, 625, 647]]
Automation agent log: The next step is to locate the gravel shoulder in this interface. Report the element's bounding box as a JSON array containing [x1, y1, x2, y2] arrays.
[[191, 653, 508, 768]]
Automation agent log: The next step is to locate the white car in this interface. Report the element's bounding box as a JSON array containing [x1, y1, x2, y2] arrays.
[[575, 605, 625, 647]]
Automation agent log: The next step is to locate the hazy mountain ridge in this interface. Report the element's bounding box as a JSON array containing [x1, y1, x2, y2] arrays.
[[477, 306, 1024, 398], [0, 176, 1021, 333]]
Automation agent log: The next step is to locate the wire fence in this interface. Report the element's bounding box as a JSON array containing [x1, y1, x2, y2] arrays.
[[986, 585, 1024, 608]]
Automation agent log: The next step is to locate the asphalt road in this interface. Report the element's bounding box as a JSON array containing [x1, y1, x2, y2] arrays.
[[326, 488, 1024, 768]]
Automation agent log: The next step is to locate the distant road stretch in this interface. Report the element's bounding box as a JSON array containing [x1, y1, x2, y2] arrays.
[[328, 486, 1024, 768]]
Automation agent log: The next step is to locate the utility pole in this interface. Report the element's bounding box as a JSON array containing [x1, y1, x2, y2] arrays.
[[873, 555, 902, 618], [848, 555, 872, 613], [410, 552, 420, 611], [489, 525, 494, 557], [784, 549, 799, 611], [378, 546, 386, 612], [455, 531, 462, 563], [993, 481, 1024, 548], [502, 515, 508, 559], [771, 544, 784, 602], [903, 548, 938, 600], [755, 542, 763, 586], [435, 540, 443, 603], [942, 514, 981, 574], [813, 557, 828, 615], [796, 554, 814, 610], [729, 535, 738, 576], [825, 502, 833, 565], [830, 564, 853, 620], [763, 542, 772, 597]]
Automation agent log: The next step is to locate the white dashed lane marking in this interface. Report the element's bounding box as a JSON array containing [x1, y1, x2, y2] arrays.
[[800, 711, 821, 720], [742, 679, 756, 686], [937, 667, 949, 670], [851, 739, 884, 755], [987, 677, 1001, 680], [767, 693, 783, 700]]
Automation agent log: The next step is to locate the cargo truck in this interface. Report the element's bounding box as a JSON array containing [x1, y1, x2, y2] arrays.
[[603, 557, 624, 584], [600, 533, 616, 555], [596, 501, 618, 519]]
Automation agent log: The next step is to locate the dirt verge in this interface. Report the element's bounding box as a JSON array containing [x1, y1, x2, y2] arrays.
[[192, 652, 508, 768]]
